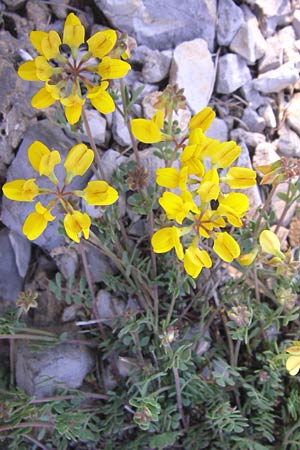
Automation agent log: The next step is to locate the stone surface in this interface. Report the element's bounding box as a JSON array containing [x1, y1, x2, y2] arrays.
[[169, 39, 214, 113], [252, 63, 299, 94], [239, 81, 266, 109], [94, 0, 217, 51], [50, 246, 78, 280], [0, 229, 25, 304], [258, 103, 277, 128], [1, 121, 90, 252], [142, 49, 172, 83], [217, 0, 244, 46], [96, 290, 126, 326], [8, 230, 31, 278], [258, 35, 282, 73], [83, 110, 106, 144], [112, 109, 132, 147], [216, 53, 252, 94], [129, 147, 165, 186], [230, 5, 267, 64], [206, 117, 228, 142], [101, 149, 128, 183], [272, 182, 296, 226], [255, 0, 292, 37], [278, 123, 300, 158], [286, 93, 300, 136], [241, 106, 265, 133], [231, 128, 266, 149], [253, 142, 280, 169], [85, 243, 115, 283], [293, 9, 300, 39], [15, 342, 94, 397]]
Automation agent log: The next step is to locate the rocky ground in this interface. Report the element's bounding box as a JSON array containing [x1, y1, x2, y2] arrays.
[[1, 0, 300, 398]]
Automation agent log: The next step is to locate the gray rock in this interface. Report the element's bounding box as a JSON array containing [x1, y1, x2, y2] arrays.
[[0, 229, 25, 304], [101, 149, 128, 183], [258, 35, 282, 74], [94, 0, 217, 51], [258, 103, 277, 128], [8, 230, 31, 278], [85, 243, 114, 283], [96, 290, 126, 327], [1, 121, 91, 252], [272, 182, 296, 226], [112, 109, 132, 147], [217, 0, 245, 46], [286, 93, 300, 136], [277, 26, 300, 67], [241, 106, 266, 133], [293, 9, 300, 39], [230, 5, 267, 64], [50, 246, 78, 280], [82, 110, 106, 145], [253, 141, 280, 169], [15, 342, 94, 398], [239, 81, 266, 109], [205, 117, 228, 141], [255, 0, 292, 37], [231, 128, 266, 148], [142, 49, 171, 83], [62, 304, 81, 323], [252, 63, 299, 93], [170, 39, 214, 113], [216, 53, 252, 94], [129, 147, 165, 186], [278, 123, 300, 157], [132, 80, 159, 104]]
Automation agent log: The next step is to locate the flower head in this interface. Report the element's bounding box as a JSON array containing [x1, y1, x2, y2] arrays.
[[18, 13, 131, 124]]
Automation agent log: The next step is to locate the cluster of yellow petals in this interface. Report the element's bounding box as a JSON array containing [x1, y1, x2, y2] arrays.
[[2, 141, 118, 242], [18, 13, 130, 124], [131, 106, 257, 278]]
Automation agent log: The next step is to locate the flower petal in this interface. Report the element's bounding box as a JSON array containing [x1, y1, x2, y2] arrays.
[[31, 87, 56, 109], [18, 61, 40, 81], [213, 232, 240, 262], [87, 29, 117, 58], [98, 57, 131, 79], [82, 180, 118, 205], [2, 179, 39, 202], [63, 13, 85, 48]]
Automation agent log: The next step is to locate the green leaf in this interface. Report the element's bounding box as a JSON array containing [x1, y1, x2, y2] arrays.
[[149, 431, 181, 449]]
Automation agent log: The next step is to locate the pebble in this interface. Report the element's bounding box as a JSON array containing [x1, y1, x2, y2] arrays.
[[239, 81, 266, 109], [217, 0, 244, 46], [170, 39, 215, 113], [252, 63, 299, 93], [286, 93, 300, 136], [278, 123, 300, 158], [142, 49, 172, 83], [216, 53, 252, 94], [241, 106, 266, 133]]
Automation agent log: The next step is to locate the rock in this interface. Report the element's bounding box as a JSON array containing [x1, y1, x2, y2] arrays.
[[129, 147, 165, 186], [272, 182, 296, 226], [239, 81, 266, 109], [83, 110, 106, 144], [258, 35, 282, 73], [255, 0, 292, 37], [231, 128, 266, 148], [286, 93, 300, 136], [103, 357, 138, 390], [96, 290, 126, 326], [293, 9, 300, 38], [132, 80, 159, 104], [241, 106, 266, 133], [253, 141, 280, 169], [0, 229, 25, 305], [252, 63, 299, 94], [216, 53, 252, 94], [206, 117, 228, 141], [8, 230, 31, 278], [142, 49, 172, 83], [62, 304, 81, 323], [141, 91, 191, 138], [85, 243, 114, 283], [26, 0, 49, 27], [278, 123, 300, 158], [1, 120, 91, 252], [258, 103, 277, 128], [101, 149, 128, 183], [15, 342, 94, 397], [216, 0, 245, 46], [112, 109, 131, 147], [230, 5, 267, 64], [50, 246, 78, 280], [94, 0, 217, 51], [50, 0, 70, 19], [169, 39, 214, 113]]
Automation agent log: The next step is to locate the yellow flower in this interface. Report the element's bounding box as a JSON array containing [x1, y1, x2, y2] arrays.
[[223, 167, 257, 189], [198, 169, 220, 203], [156, 167, 188, 190], [259, 230, 284, 258], [180, 144, 205, 177], [286, 343, 300, 375], [28, 141, 60, 177], [2, 178, 40, 202], [158, 191, 198, 224], [217, 193, 249, 227], [210, 141, 241, 169], [188, 106, 216, 132], [131, 110, 164, 144], [82, 180, 118, 205], [151, 227, 184, 260], [238, 248, 258, 266], [64, 143, 94, 179], [184, 244, 212, 278], [23, 202, 55, 240], [18, 13, 131, 124], [213, 232, 240, 262], [64, 211, 91, 243]]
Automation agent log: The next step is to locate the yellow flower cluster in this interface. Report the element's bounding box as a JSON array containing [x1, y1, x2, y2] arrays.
[[18, 13, 130, 124], [131, 107, 257, 278], [2, 141, 118, 242]]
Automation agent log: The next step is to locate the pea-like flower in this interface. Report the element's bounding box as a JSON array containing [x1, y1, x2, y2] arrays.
[[2, 140, 118, 242], [286, 342, 300, 376], [18, 13, 131, 124]]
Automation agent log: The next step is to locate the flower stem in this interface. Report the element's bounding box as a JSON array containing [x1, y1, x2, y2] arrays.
[[81, 107, 106, 180]]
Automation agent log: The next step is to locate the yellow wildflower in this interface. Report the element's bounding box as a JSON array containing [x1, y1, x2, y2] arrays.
[[223, 167, 256, 189], [238, 248, 258, 266], [64, 143, 94, 180], [131, 110, 165, 144], [217, 193, 249, 227], [151, 227, 185, 260], [23, 202, 55, 241], [156, 167, 188, 190], [158, 191, 198, 224], [188, 106, 216, 132], [64, 211, 91, 243], [184, 244, 212, 278], [213, 232, 240, 262], [28, 141, 60, 177], [2, 178, 40, 202], [286, 343, 300, 376], [259, 230, 284, 258], [82, 180, 119, 205]]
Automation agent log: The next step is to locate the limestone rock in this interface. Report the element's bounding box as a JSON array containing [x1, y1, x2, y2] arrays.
[[15, 342, 94, 398], [170, 39, 214, 113], [255, 0, 292, 37], [293, 9, 300, 38], [216, 53, 252, 94], [241, 106, 265, 133], [239, 81, 266, 109], [258, 35, 282, 73], [231, 128, 266, 148], [252, 63, 299, 93], [230, 5, 267, 64], [272, 182, 296, 226], [142, 49, 172, 83], [112, 109, 131, 147], [258, 103, 277, 128], [94, 0, 217, 51], [206, 117, 228, 142], [83, 110, 106, 144], [253, 142, 280, 169], [278, 123, 300, 158], [217, 0, 244, 46], [286, 93, 300, 136], [96, 290, 126, 326]]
